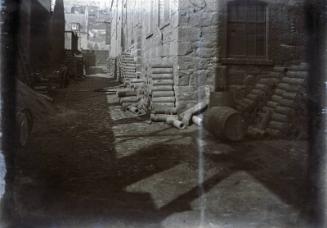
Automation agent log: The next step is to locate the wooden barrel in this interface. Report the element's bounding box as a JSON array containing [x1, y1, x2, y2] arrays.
[[204, 106, 244, 141]]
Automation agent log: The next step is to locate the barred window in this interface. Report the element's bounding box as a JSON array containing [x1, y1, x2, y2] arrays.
[[227, 0, 267, 58]]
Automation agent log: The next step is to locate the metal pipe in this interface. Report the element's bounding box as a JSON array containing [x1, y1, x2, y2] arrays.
[[192, 115, 203, 126], [180, 101, 209, 126], [166, 116, 185, 129]]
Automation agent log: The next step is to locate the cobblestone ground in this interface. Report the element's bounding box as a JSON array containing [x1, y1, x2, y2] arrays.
[[11, 74, 310, 227]]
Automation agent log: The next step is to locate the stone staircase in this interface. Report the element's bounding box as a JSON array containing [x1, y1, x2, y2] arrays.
[[149, 64, 177, 112], [234, 63, 308, 138], [120, 52, 144, 88], [235, 66, 286, 116], [263, 63, 308, 136]]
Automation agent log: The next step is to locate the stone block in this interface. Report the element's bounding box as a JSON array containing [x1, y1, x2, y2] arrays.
[[190, 70, 209, 86], [194, 41, 217, 48], [178, 27, 201, 42], [196, 47, 216, 58], [178, 42, 193, 56]]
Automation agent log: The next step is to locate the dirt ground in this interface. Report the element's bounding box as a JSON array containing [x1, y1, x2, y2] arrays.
[[10, 74, 310, 227]]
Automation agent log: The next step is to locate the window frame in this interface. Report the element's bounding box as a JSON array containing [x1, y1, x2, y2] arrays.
[[224, 0, 270, 62]]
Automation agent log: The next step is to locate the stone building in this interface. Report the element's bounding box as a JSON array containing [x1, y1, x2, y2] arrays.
[[64, 3, 110, 51], [109, 0, 308, 137]]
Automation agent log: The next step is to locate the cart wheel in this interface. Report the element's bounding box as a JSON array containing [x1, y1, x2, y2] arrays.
[[17, 110, 33, 147]]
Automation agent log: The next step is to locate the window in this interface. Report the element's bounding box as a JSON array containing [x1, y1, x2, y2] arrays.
[[227, 0, 267, 58], [71, 23, 80, 32], [159, 0, 170, 28]]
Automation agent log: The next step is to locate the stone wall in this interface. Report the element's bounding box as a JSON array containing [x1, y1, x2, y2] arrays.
[[109, 0, 306, 112], [109, 0, 218, 111], [175, 0, 219, 110], [217, 0, 306, 100]]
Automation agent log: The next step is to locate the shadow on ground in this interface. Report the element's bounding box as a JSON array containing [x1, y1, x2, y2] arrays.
[[6, 75, 309, 227]]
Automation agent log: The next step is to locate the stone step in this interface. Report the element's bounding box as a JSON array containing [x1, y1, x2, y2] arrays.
[[152, 64, 173, 68], [281, 77, 305, 85], [123, 71, 136, 74], [271, 95, 283, 103], [278, 98, 295, 108], [275, 106, 294, 115], [151, 106, 177, 114], [152, 68, 173, 74], [130, 79, 145, 83], [286, 71, 308, 78], [152, 91, 175, 97], [271, 113, 288, 122], [123, 66, 136, 70], [152, 74, 174, 80], [151, 85, 174, 91], [267, 101, 278, 108], [151, 102, 175, 108], [124, 75, 137, 79], [271, 94, 294, 107], [152, 96, 176, 103], [281, 91, 298, 100], [266, 128, 282, 136], [259, 78, 279, 84], [152, 79, 174, 86], [255, 83, 269, 90], [277, 83, 300, 92], [251, 88, 266, 96], [122, 62, 135, 66], [122, 58, 134, 61], [33, 85, 48, 90], [269, 121, 286, 130], [288, 63, 309, 71], [123, 71, 136, 75]]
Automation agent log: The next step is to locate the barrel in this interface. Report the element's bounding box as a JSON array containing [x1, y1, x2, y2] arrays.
[[204, 106, 244, 141]]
